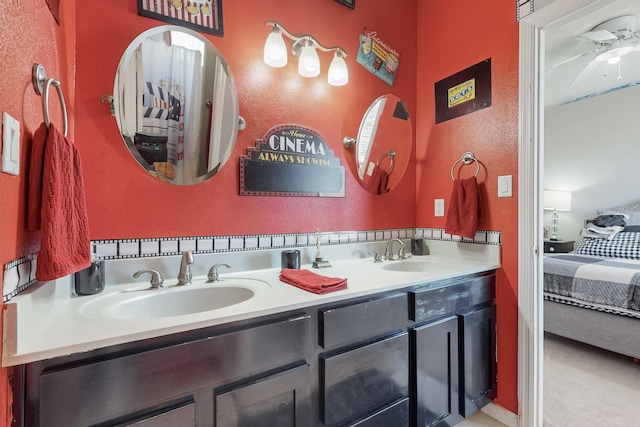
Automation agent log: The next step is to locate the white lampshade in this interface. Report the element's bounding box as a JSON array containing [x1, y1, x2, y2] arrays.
[[298, 40, 320, 78], [264, 27, 288, 68], [328, 51, 348, 86], [543, 190, 572, 211]]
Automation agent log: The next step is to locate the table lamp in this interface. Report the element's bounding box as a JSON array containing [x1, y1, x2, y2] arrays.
[[544, 190, 572, 241]]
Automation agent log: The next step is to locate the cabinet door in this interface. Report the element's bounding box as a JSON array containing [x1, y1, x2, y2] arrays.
[[349, 398, 409, 427], [216, 364, 311, 427], [321, 333, 409, 426], [459, 305, 496, 417], [412, 316, 463, 427]]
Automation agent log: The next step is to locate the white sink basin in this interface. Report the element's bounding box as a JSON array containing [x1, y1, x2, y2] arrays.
[[80, 279, 270, 320], [381, 257, 462, 272]]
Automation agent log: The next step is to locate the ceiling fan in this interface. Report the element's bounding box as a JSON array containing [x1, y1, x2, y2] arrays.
[[551, 15, 640, 86]]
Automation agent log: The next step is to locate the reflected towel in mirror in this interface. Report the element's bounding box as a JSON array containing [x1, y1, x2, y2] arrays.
[[363, 165, 390, 195]]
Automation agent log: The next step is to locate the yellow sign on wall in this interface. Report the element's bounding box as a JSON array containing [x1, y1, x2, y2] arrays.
[[448, 79, 475, 108]]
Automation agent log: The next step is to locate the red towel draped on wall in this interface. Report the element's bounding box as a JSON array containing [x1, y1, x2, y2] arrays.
[[445, 176, 480, 239], [28, 123, 91, 281]]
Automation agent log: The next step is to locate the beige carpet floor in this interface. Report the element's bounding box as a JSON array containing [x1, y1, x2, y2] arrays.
[[544, 333, 640, 426]]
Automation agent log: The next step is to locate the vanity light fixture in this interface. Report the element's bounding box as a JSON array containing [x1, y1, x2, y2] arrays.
[[263, 20, 348, 86], [327, 50, 349, 86], [298, 38, 321, 77], [263, 26, 288, 67]]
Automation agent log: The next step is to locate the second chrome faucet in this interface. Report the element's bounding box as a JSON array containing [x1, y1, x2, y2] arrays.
[[384, 238, 407, 260], [177, 251, 194, 285]]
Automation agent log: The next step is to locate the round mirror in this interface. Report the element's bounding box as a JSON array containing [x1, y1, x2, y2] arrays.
[[350, 95, 412, 194], [113, 25, 239, 185]]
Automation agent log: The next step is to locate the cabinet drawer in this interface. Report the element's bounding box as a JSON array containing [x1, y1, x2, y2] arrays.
[[349, 398, 409, 427], [115, 400, 196, 426], [410, 273, 495, 323], [319, 292, 407, 349], [544, 240, 574, 253], [321, 333, 409, 426], [35, 314, 311, 427]]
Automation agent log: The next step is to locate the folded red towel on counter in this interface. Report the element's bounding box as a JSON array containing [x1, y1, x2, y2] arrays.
[[279, 269, 348, 294]]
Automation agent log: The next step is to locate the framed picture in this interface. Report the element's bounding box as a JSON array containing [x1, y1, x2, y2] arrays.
[[434, 58, 492, 124], [137, 0, 224, 37], [335, 0, 355, 9]]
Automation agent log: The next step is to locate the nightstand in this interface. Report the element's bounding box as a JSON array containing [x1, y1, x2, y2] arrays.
[[544, 240, 575, 253]]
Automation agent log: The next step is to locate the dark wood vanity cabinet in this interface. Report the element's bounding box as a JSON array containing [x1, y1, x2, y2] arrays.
[[410, 272, 497, 427], [318, 293, 410, 426], [16, 313, 313, 427], [12, 271, 496, 427]]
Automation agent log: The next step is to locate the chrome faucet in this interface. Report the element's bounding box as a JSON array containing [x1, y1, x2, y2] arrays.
[[133, 269, 164, 289], [369, 250, 383, 263], [384, 238, 406, 260], [177, 251, 194, 285], [207, 263, 231, 283]]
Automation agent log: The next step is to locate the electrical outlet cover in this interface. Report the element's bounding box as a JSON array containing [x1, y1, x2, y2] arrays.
[[2, 112, 20, 176]]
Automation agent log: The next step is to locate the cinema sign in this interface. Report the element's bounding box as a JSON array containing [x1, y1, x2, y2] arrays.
[[240, 125, 345, 197]]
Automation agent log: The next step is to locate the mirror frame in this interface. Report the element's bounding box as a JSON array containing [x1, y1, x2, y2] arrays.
[[346, 94, 412, 194], [113, 25, 240, 185]]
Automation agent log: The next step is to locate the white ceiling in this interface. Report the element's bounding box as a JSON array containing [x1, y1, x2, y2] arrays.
[[544, 0, 640, 106]]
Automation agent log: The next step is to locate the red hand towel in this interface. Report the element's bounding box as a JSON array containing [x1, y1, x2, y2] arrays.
[[445, 176, 479, 239], [279, 269, 348, 294], [27, 123, 48, 231], [363, 165, 390, 195], [28, 123, 91, 281]]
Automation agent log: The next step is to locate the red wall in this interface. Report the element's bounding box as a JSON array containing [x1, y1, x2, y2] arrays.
[[416, 1, 520, 413], [0, 0, 76, 422], [74, 0, 418, 240], [0, 0, 522, 419]]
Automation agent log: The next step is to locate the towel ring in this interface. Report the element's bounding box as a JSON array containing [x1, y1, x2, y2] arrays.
[[376, 150, 395, 173], [32, 63, 68, 137], [450, 151, 479, 181]]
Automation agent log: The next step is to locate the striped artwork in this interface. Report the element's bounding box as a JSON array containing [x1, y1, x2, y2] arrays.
[[143, 83, 182, 121], [138, 0, 223, 37]]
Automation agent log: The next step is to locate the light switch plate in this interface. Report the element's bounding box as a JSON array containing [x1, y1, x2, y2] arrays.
[[435, 199, 445, 217], [498, 175, 512, 197], [2, 112, 20, 176]]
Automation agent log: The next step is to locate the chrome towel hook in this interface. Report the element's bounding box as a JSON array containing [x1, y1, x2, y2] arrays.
[[32, 63, 68, 137], [450, 151, 480, 181]]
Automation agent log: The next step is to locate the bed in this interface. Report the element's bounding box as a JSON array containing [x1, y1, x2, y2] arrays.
[[543, 207, 640, 359]]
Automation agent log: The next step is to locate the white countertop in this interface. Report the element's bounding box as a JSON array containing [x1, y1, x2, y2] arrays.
[[2, 240, 500, 366]]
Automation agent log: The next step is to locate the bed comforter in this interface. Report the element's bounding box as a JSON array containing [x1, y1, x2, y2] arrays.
[[543, 253, 640, 319]]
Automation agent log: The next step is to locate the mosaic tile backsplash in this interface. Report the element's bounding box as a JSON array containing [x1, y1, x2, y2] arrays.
[[3, 228, 500, 301]]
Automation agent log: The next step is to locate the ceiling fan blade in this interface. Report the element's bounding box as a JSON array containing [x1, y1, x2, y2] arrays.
[[569, 59, 601, 86], [581, 29, 618, 42], [550, 46, 602, 68]]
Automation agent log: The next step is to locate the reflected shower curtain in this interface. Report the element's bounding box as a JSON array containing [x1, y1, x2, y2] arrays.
[[140, 39, 203, 183]]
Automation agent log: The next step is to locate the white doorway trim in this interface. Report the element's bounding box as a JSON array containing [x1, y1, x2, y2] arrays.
[[517, 1, 614, 426]]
